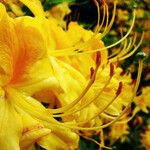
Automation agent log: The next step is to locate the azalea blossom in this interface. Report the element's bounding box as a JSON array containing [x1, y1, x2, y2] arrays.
[[0, 2, 79, 150], [0, 0, 145, 149]]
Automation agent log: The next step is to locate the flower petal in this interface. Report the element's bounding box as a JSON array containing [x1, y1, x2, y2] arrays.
[[0, 99, 22, 150]]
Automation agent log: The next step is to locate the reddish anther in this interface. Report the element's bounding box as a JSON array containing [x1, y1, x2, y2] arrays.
[[96, 51, 101, 66], [101, 0, 108, 6], [22, 128, 29, 134], [130, 79, 136, 85], [90, 67, 95, 79], [110, 63, 114, 77], [93, 0, 98, 5], [116, 82, 123, 96], [120, 71, 125, 76]]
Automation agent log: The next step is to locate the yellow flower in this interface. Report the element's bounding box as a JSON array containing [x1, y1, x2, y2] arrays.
[[0, 3, 79, 149], [0, 0, 24, 17], [108, 117, 129, 143], [22, 0, 143, 128], [141, 125, 150, 150], [0, 0, 145, 149], [45, 2, 71, 28], [134, 86, 150, 113]]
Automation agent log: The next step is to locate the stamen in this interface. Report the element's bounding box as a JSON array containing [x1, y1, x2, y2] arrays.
[[53, 61, 142, 130], [101, 2, 109, 37], [109, 32, 139, 63], [78, 132, 112, 150], [96, 51, 101, 65], [118, 32, 144, 61], [116, 112, 136, 124], [52, 74, 111, 118], [101, 1, 117, 38], [110, 63, 115, 77], [11, 61, 142, 132], [116, 38, 132, 58], [108, 30, 126, 59], [97, 2, 106, 33], [116, 82, 123, 96], [102, 112, 118, 120], [76, 80, 123, 125], [90, 67, 95, 79], [48, 52, 101, 114], [124, 32, 138, 57], [53, 64, 116, 123], [93, 0, 101, 33], [52, 61, 112, 118], [49, 8, 136, 56]]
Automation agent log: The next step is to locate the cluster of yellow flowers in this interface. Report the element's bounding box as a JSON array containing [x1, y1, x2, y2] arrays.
[[141, 125, 150, 150], [0, 0, 147, 149]]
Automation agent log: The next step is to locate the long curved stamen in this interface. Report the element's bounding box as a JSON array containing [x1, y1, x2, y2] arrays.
[[93, 0, 101, 33], [102, 112, 118, 120], [100, 129, 104, 150], [116, 112, 136, 124], [49, 9, 136, 56], [108, 35, 134, 62], [109, 32, 144, 63], [53, 63, 114, 118], [100, 2, 109, 38], [8, 61, 142, 132], [78, 132, 112, 150], [116, 105, 140, 124], [101, 1, 117, 38], [97, 2, 106, 33], [118, 32, 144, 61], [108, 32, 127, 58], [116, 37, 133, 57], [108, 36, 127, 61], [75, 81, 123, 125], [48, 52, 101, 114], [47, 60, 143, 130], [71, 1, 107, 53], [79, 1, 110, 51]]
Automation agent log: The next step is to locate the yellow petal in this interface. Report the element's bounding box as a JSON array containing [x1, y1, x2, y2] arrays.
[[0, 99, 22, 150], [38, 134, 68, 150], [50, 57, 86, 105], [19, 0, 45, 16], [0, 3, 17, 86]]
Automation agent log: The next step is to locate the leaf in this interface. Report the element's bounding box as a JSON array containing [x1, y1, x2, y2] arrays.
[[43, 0, 75, 10]]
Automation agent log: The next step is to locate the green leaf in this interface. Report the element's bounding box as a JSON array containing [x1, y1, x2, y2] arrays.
[[43, 0, 75, 10], [79, 139, 87, 150]]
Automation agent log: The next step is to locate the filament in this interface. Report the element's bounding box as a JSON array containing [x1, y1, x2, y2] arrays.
[[78, 132, 112, 150], [93, 0, 101, 33], [119, 32, 144, 61], [48, 52, 101, 114], [49, 9, 136, 56], [45, 60, 143, 131], [53, 75, 112, 117], [101, 1, 117, 38]]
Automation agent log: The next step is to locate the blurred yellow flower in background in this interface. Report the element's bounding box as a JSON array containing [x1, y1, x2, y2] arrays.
[[141, 125, 150, 150], [134, 86, 150, 113]]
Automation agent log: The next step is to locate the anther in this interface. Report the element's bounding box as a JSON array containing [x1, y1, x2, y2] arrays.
[[110, 63, 114, 77], [90, 67, 95, 79], [96, 51, 101, 66], [116, 82, 123, 96]]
